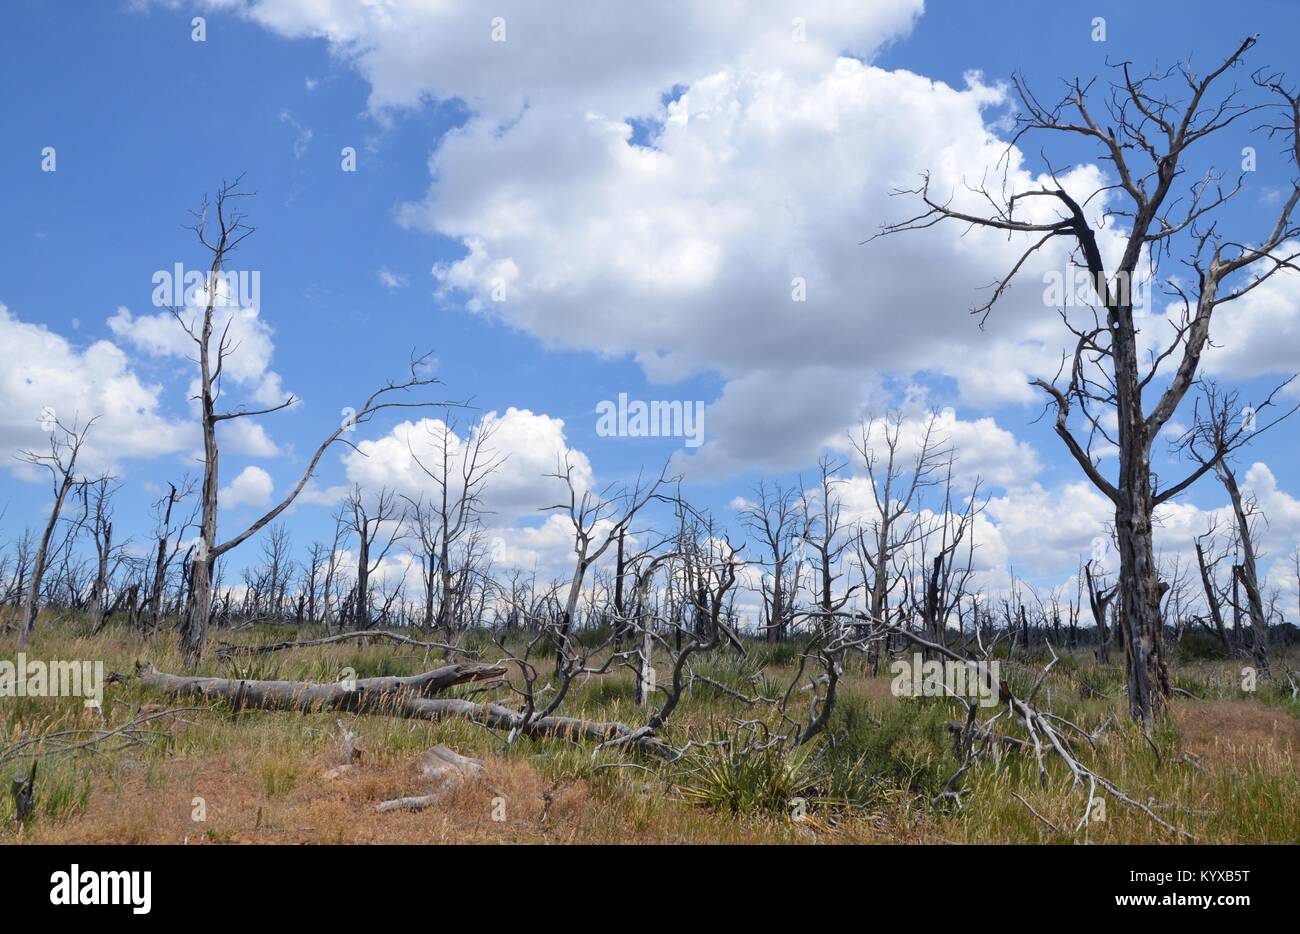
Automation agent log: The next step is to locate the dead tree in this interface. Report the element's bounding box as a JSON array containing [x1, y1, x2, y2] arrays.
[[16, 416, 96, 648], [1176, 379, 1296, 666], [1194, 524, 1232, 649], [147, 480, 198, 637], [850, 412, 947, 670], [1084, 560, 1117, 664], [914, 454, 984, 650], [344, 486, 405, 630], [799, 455, 858, 629], [404, 412, 502, 632], [874, 38, 1300, 721], [1218, 462, 1272, 675], [78, 476, 119, 634], [545, 456, 668, 672], [739, 481, 801, 643], [173, 179, 446, 663], [255, 523, 295, 621]]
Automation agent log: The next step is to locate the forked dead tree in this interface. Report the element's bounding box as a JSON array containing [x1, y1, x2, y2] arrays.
[[874, 37, 1300, 722], [173, 178, 447, 663]]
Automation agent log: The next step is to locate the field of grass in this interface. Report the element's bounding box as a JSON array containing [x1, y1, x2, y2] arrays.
[[2, 616, 1297, 844]]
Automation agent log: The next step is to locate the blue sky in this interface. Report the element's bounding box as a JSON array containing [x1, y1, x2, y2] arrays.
[[2, 1, 1299, 611]]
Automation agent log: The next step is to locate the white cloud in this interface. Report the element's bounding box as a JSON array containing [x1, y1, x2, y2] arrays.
[[377, 268, 408, 290], [340, 407, 593, 520], [220, 465, 274, 508], [0, 304, 189, 475], [409, 64, 1116, 469], [220, 0, 924, 118], [109, 300, 291, 408], [1190, 240, 1300, 391], [279, 109, 314, 158]]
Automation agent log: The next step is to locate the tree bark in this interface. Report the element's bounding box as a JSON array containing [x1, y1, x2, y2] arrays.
[[137, 664, 674, 756], [18, 460, 78, 648]]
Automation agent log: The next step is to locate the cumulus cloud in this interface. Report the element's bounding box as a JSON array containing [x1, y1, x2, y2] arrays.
[[340, 407, 593, 520], [220, 465, 274, 508], [109, 294, 291, 409], [216, 0, 924, 118], [182, 0, 1119, 471], [0, 303, 189, 474], [131, 0, 1300, 609], [407, 62, 1121, 471]]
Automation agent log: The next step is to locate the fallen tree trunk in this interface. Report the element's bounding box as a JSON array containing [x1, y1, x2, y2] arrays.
[[136, 662, 505, 710], [214, 629, 469, 660], [136, 665, 675, 757], [376, 794, 441, 813]]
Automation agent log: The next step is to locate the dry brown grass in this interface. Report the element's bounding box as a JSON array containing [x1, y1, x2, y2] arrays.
[[1174, 698, 1300, 763], [2, 621, 1297, 844]]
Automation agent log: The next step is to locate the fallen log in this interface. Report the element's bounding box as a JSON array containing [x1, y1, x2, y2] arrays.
[[375, 795, 440, 813], [136, 665, 676, 758], [215, 629, 470, 660], [136, 661, 505, 712]]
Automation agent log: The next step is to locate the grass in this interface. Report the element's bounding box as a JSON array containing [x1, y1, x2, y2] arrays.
[[1, 612, 1296, 844]]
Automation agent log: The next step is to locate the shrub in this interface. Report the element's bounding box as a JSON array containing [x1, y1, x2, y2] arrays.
[[676, 722, 815, 816], [1174, 631, 1231, 662]]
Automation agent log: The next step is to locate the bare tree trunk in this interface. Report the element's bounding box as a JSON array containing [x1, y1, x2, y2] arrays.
[[1194, 539, 1230, 649], [18, 422, 90, 648], [1115, 445, 1169, 723], [19, 473, 74, 648], [87, 523, 111, 634], [1219, 465, 1271, 675]]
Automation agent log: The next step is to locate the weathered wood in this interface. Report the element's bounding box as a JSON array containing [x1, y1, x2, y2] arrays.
[[137, 665, 675, 757], [375, 745, 486, 813], [375, 795, 440, 813], [137, 662, 504, 712]]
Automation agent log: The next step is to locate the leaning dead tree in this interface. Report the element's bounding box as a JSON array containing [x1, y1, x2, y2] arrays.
[[874, 37, 1300, 722], [173, 178, 449, 664], [16, 416, 96, 648], [1175, 379, 1296, 669]]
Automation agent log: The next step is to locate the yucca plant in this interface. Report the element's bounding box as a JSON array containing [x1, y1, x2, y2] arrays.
[[676, 721, 816, 816]]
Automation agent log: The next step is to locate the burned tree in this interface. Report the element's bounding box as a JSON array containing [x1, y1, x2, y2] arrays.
[[344, 486, 405, 629], [172, 179, 445, 663], [78, 476, 119, 634], [16, 416, 96, 648], [545, 457, 668, 671], [875, 38, 1300, 722], [404, 412, 503, 632], [1218, 462, 1272, 675], [738, 481, 801, 643], [799, 455, 858, 628], [850, 412, 947, 671]]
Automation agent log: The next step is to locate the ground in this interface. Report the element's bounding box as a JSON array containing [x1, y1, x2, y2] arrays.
[[2, 617, 1297, 844]]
